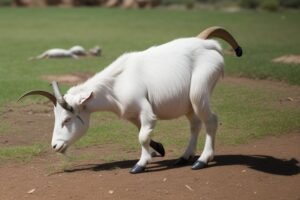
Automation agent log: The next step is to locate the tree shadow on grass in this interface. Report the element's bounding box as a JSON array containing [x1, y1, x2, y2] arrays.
[[62, 154, 299, 176]]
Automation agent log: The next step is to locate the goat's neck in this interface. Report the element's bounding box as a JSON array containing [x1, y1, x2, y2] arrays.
[[87, 85, 122, 116], [70, 53, 127, 116], [72, 74, 122, 116]]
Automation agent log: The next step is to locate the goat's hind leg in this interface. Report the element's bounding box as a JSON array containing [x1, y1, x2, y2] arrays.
[[192, 109, 218, 170], [174, 113, 201, 166], [189, 62, 220, 169]]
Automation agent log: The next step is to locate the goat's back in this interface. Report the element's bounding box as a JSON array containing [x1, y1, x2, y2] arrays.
[[115, 38, 224, 119]]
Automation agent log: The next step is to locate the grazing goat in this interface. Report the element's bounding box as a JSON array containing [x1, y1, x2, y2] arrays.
[[20, 26, 242, 174], [29, 45, 101, 60]]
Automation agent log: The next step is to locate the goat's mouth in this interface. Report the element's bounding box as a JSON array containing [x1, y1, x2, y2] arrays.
[[55, 143, 68, 154]]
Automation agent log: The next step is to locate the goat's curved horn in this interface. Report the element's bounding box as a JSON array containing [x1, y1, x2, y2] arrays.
[[18, 90, 57, 105], [197, 26, 243, 57], [51, 81, 73, 112]]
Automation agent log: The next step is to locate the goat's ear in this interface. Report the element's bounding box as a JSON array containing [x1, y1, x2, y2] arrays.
[[78, 92, 93, 106]]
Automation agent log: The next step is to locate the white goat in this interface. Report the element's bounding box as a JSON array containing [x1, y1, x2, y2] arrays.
[[29, 45, 101, 60], [20, 26, 242, 174]]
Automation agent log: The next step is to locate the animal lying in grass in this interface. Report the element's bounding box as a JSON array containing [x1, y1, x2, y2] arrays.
[[20, 26, 242, 174], [29, 45, 101, 60]]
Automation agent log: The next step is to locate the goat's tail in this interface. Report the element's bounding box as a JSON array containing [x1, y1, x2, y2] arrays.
[[197, 26, 243, 57]]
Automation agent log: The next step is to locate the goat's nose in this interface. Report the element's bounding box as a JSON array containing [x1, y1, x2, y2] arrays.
[[52, 144, 57, 149]]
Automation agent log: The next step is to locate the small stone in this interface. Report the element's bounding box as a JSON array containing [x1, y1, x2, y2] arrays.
[[185, 184, 194, 191], [163, 178, 167, 182], [27, 188, 36, 194], [108, 190, 114, 194]]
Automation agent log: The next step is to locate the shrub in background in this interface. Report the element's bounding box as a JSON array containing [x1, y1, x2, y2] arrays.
[[280, 0, 300, 8], [239, 0, 259, 9], [261, 0, 279, 11], [185, 0, 195, 9], [161, 0, 195, 8], [0, 0, 12, 6]]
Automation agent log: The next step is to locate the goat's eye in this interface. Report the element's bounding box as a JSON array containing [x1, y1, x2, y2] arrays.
[[62, 118, 71, 127]]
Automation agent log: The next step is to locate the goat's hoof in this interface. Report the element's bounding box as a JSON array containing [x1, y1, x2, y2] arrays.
[[130, 165, 146, 174], [150, 140, 165, 157], [173, 157, 189, 166], [191, 161, 207, 170], [151, 151, 158, 157]]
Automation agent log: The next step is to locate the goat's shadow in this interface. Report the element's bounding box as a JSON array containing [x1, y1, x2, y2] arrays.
[[62, 154, 299, 176]]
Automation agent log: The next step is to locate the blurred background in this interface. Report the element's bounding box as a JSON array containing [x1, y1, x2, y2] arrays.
[[0, 0, 299, 11]]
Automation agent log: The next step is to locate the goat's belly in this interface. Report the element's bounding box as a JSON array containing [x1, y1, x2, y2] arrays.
[[151, 95, 192, 120]]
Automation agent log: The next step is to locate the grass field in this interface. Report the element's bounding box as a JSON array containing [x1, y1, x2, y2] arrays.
[[0, 8, 300, 104], [0, 8, 299, 162]]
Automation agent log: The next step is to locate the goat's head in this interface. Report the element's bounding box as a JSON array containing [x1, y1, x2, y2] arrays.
[[19, 82, 93, 153]]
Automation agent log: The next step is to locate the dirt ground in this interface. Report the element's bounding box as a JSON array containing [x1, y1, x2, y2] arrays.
[[272, 55, 300, 64], [0, 76, 299, 200], [0, 133, 299, 200]]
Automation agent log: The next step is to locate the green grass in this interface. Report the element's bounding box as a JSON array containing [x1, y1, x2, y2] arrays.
[[0, 144, 46, 163], [213, 82, 300, 145], [0, 8, 299, 162], [0, 8, 299, 106]]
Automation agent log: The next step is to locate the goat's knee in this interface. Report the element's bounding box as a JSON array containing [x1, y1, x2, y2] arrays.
[[139, 130, 151, 145]]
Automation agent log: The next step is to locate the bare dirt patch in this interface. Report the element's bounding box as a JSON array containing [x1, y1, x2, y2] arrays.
[[272, 54, 300, 65], [42, 72, 92, 85], [0, 133, 299, 200], [0, 103, 53, 147], [0, 76, 299, 200]]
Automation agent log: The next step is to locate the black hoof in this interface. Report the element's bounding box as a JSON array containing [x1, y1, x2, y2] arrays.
[[150, 140, 165, 157], [191, 161, 207, 170], [173, 157, 189, 166], [151, 151, 158, 157], [130, 165, 146, 174]]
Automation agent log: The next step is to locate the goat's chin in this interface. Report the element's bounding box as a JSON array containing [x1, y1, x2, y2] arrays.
[[60, 146, 68, 154], [55, 143, 68, 154]]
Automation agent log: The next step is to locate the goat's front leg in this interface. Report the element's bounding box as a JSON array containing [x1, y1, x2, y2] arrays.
[[130, 102, 156, 174], [129, 118, 165, 157]]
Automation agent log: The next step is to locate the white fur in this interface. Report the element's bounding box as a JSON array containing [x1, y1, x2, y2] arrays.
[[51, 37, 224, 169]]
